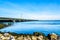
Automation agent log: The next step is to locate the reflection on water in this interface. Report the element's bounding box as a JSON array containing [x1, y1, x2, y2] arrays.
[[0, 22, 14, 25], [0, 21, 60, 35]]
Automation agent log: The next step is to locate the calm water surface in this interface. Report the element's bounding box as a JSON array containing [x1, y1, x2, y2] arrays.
[[0, 21, 60, 35]]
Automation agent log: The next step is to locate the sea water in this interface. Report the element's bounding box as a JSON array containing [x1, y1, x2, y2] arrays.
[[0, 20, 60, 35]]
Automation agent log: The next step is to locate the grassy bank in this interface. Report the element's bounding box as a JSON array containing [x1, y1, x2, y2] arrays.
[[0, 24, 7, 29], [0, 22, 13, 29]]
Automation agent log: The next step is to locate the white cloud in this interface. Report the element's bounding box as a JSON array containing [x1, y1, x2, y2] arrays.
[[0, 7, 60, 20], [22, 14, 60, 20], [0, 2, 60, 20]]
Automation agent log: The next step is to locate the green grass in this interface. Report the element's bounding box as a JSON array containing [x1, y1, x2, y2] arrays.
[[0, 24, 7, 29]]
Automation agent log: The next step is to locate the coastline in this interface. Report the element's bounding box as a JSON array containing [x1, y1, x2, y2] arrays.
[[0, 32, 59, 40]]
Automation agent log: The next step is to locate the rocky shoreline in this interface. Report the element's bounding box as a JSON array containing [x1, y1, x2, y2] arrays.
[[0, 32, 59, 40]]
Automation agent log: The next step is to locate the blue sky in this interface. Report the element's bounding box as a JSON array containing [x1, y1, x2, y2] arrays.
[[0, 0, 60, 20]]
